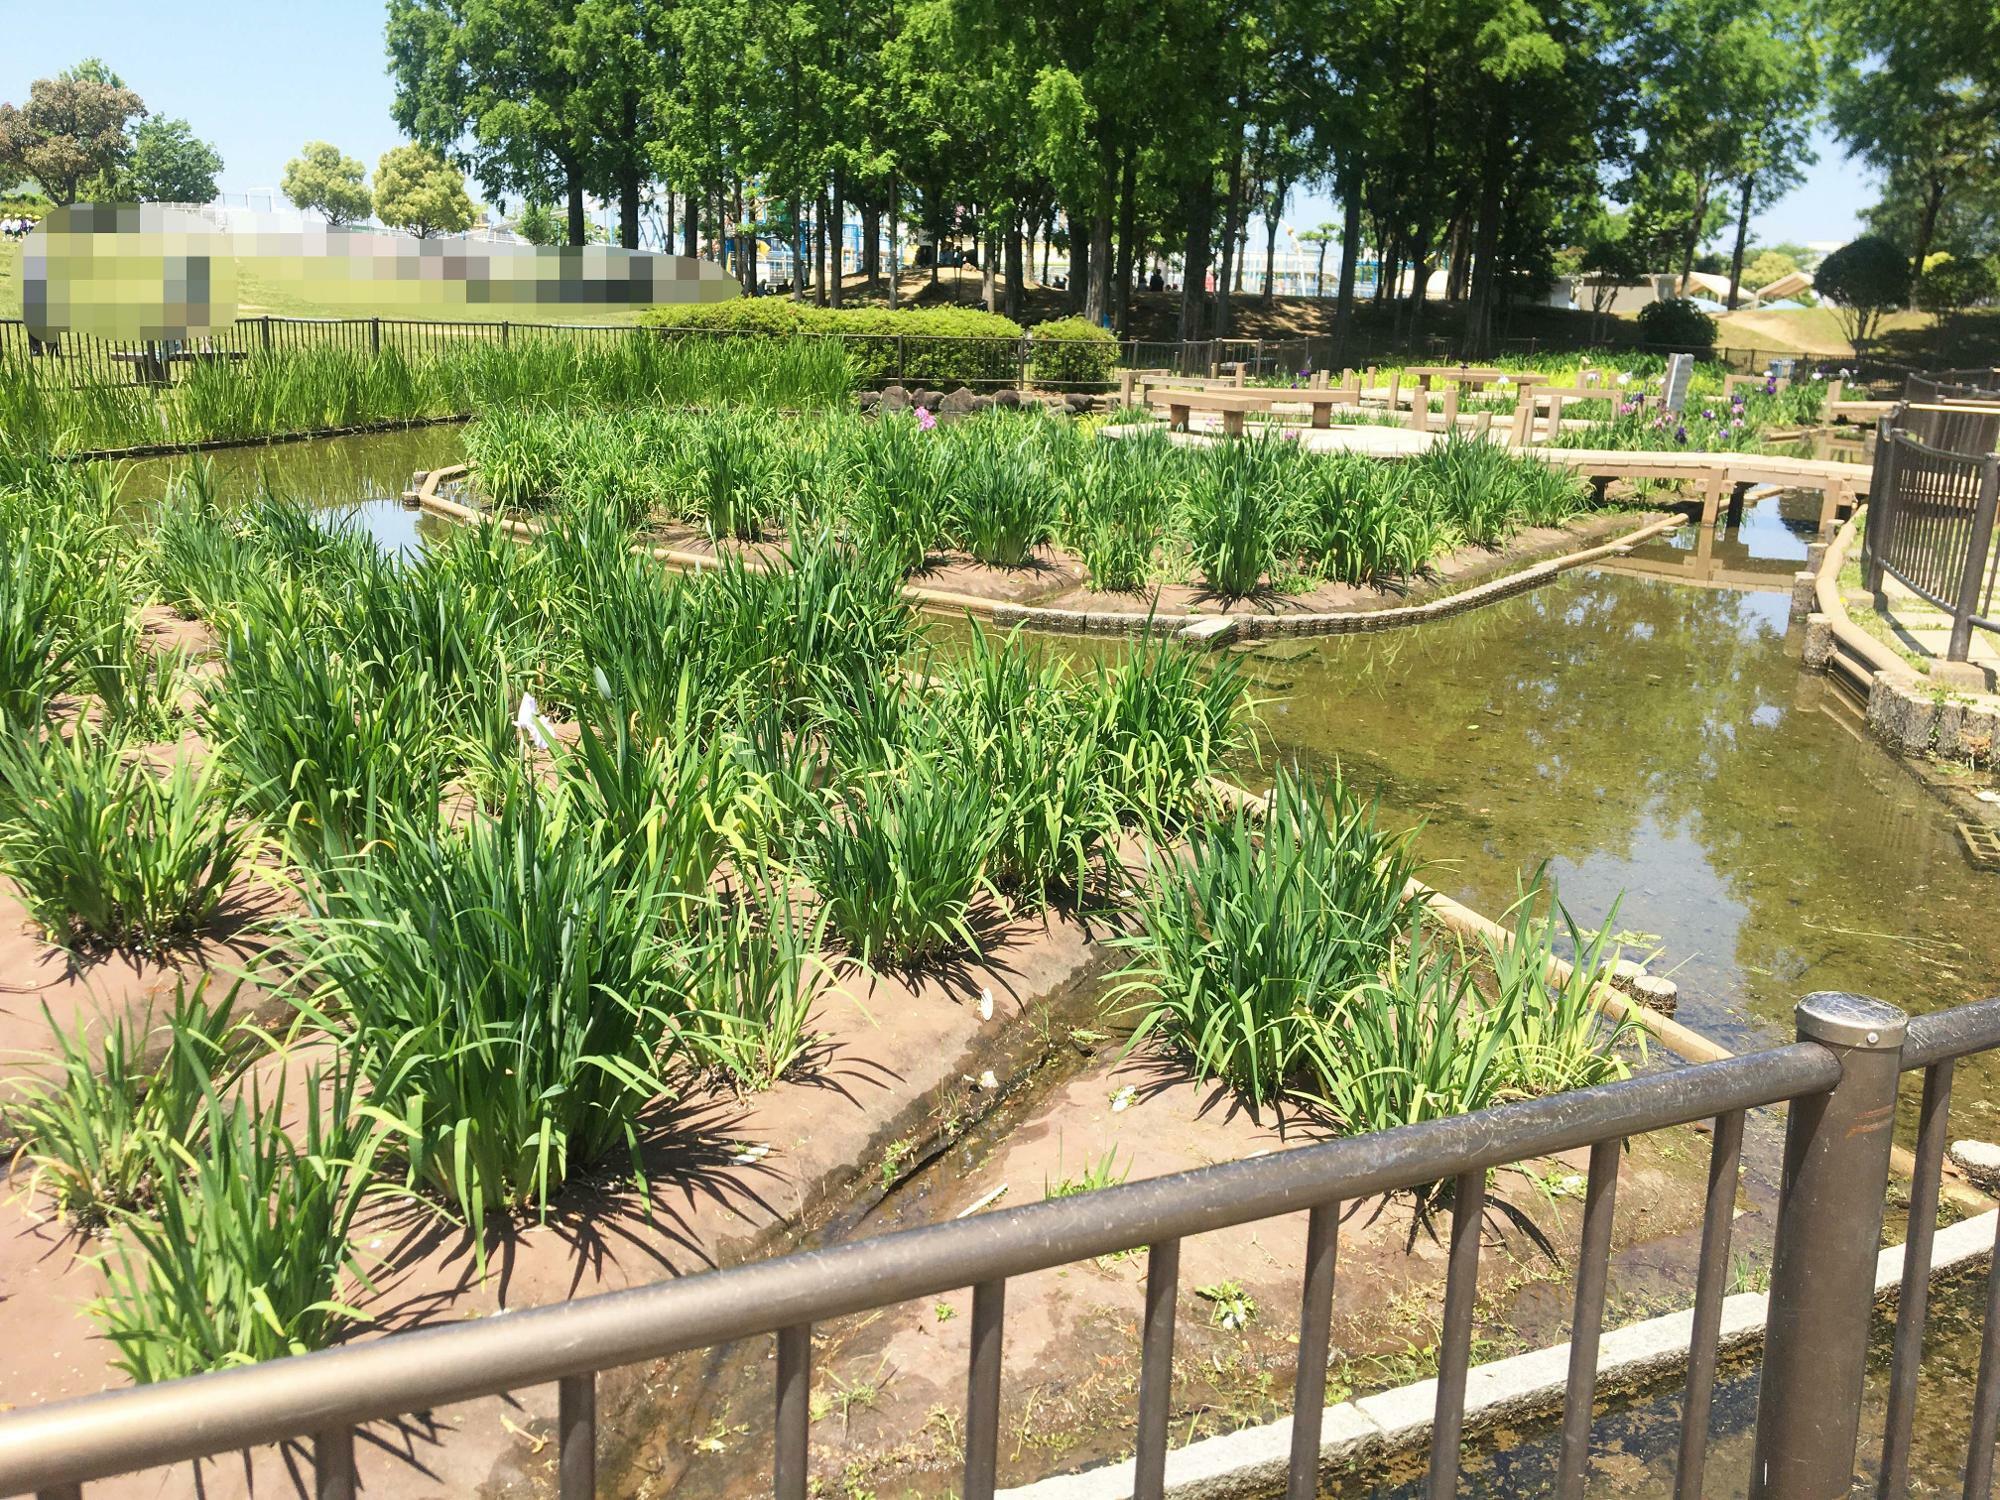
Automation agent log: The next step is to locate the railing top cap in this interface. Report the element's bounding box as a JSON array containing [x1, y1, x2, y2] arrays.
[[1798, 991, 1907, 1048]]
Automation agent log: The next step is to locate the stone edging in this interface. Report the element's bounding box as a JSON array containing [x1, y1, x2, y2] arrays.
[[410, 466, 1684, 639], [997, 1210, 1999, 1500], [1798, 510, 2000, 765]]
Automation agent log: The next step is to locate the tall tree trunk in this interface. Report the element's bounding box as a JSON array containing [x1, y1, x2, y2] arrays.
[[792, 191, 808, 300], [566, 169, 586, 247], [618, 90, 642, 249], [1261, 185, 1283, 304], [1333, 174, 1361, 367], [737, 183, 755, 293], [1463, 121, 1506, 355], [981, 215, 997, 311], [1067, 207, 1088, 313], [1085, 135, 1116, 326], [829, 169, 846, 308], [1726, 172, 1755, 308], [862, 201, 880, 283], [1216, 136, 1245, 337], [1678, 180, 1708, 289], [1005, 211, 1024, 320], [1114, 150, 1139, 335], [683, 187, 698, 258], [814, 184, 828, 305], [886, 175, 900, 309], [1178, 180, 1214, 343], [1913, 175, 1946, 283]]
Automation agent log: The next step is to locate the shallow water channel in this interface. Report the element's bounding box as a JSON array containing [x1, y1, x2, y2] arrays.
[[117, 432, 2000, 1494]]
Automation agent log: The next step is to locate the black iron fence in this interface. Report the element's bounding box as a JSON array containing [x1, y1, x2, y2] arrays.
[[0, 314, 1885, 399], [0, 990, 1996, 1498], [1865, 400, 2000, 661]]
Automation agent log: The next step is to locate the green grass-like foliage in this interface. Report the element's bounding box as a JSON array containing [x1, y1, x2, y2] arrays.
[[678, 885, 832, 1092], [0, 725, 248, 954], [7, 980, 241, 1227], [288, 782, 686, 1237], [92, 1059, 381, 1383], [1113, 764, 1421, 1104], [0, 333, 855, 458], [796, 752, 999, 969]]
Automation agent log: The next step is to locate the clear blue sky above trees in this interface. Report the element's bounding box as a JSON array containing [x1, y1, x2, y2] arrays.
[[6, 0, 1862, 246]]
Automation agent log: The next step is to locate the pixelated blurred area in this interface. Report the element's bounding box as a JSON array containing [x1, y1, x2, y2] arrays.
[[26, 205, 736, 343]]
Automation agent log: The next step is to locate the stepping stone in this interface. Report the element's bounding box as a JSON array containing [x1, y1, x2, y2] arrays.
[[1177, 617, 1237, 647], [1950, 1140, 2000, 1193]]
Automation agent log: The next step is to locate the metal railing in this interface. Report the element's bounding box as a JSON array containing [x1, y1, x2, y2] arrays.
[[2, 990, 1998, 1498], [1909, 370, 2000, 404], [1865, 416, 2000, 660], [0, 314, 1892, 400]]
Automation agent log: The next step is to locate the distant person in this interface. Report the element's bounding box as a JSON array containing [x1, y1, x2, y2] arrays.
[[1149, 266, 1164, 292]]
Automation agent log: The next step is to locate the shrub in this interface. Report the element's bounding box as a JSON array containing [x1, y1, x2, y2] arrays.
[[645, 301, 1024, 387], [1028, 317, 1119, 390], [1093, 637, 1250, 825], [203, 635, 451, 860], [1636, 297, 1718, 350], [1816, 236, 1912, 354], [0, 726, 249, 954], [92, 1059, 382, 1382]]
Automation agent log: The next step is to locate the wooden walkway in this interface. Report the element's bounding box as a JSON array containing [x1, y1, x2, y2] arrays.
[[1107, 416, 1869, 536]]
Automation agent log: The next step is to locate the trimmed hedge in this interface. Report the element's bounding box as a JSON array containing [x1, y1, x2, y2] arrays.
[[642, 300, 1025, 386], [1027, 317, 1118, 390]]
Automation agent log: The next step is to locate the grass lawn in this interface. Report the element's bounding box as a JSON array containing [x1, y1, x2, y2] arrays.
[[0, 240, 18, 321]]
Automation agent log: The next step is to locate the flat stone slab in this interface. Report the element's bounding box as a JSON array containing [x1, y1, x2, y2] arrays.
[[1177, 616, 1239, 647]]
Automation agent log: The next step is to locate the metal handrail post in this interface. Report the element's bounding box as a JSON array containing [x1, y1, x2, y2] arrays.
[[1750, 993, 1908, 1500], [1864, 421, 1898, 594], [1947, 455, 2000, 661]]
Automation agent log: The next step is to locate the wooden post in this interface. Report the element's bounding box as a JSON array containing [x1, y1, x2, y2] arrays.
[[1118, 368, 1135, 407], [1547, 393, 1564, 442], [1443, 384, 1460, 433], [1387, 370, 1402, 413], [1511, 396, 1532, 448], [1233, 364, 1246, 388]]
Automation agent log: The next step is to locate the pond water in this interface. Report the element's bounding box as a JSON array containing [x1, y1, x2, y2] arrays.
[[108, 432, 2000, 1494]]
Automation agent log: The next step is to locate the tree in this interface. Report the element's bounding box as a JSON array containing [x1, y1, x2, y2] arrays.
[[1297, 224, 1336, 297], [1742, 248, 1799, 290], [1914, 253, 1997, 351], [373, 143, 476, 237], [514, 198, 560, 244], [128, 117, 222, 203], [0, 68, 145, 204], [1831, 0, 2000, 280], [283, 141, 374, 224], [1815, 233, 1912, 353]]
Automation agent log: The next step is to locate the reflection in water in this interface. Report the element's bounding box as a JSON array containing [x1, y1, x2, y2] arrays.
[[116, 426, 464, 560], [1238, 525, 1995, 1066]]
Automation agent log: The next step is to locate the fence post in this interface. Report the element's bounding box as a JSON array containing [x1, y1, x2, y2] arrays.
[[260, 316, 272, 354], [1947, 455, 2000, 661], [1749, 992, 1907, 1500], [1864, 420, 1897, 594], [897, 334, 906, 385], [370, 317, 381, 356]]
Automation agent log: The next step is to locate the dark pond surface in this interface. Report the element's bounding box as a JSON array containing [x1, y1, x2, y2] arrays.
[[116, 425, 463, 561]]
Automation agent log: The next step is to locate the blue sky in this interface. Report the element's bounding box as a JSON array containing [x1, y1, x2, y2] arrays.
[[6, 2, 1870, 248]]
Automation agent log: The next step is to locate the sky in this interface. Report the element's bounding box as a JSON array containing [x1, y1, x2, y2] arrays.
[[4, 1, 1871, 251]]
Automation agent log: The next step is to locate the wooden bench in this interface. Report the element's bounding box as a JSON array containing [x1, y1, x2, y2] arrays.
[[1160, 386, 1357, 436]]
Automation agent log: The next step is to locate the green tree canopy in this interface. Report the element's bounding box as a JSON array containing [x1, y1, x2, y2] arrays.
[[0, 67, 146, 204], [283, 142, 375, 225], [1815, 233, 1913, 352], [128, 117, 222, 203], [373, 143, 476, 237]]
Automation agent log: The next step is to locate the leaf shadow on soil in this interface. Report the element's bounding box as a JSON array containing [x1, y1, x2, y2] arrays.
[[357, 1092, 789, 1329]]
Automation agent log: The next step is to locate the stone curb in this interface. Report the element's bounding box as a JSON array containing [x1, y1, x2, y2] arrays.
[[997, 1211, 2000, 1500]]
